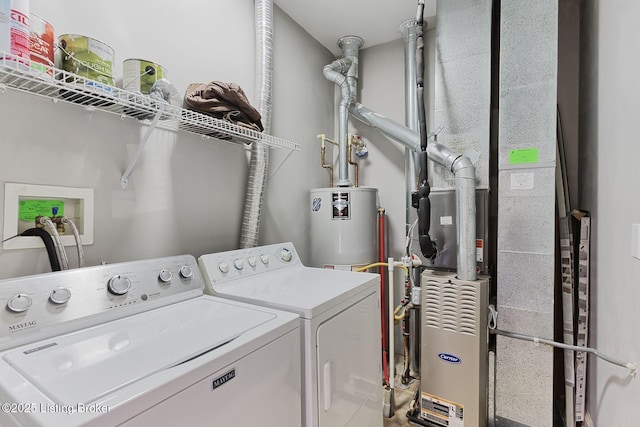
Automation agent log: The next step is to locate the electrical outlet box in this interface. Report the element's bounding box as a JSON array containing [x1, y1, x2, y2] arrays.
[[3, 183, 94, 250]]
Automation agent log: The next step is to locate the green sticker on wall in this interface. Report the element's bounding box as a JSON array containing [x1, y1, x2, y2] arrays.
[[19, 200, 65, 222], [509, 148, 539, 164]]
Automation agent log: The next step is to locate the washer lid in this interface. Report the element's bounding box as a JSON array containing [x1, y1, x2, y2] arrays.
[[2, 298, 276, 405], [211, 266, 378, 319]]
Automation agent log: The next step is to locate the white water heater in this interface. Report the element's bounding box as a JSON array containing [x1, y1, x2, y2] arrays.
[[309, 187, 378, 270]]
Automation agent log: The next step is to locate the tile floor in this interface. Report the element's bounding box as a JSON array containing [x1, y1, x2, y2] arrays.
[[383, 359, 422, 427]]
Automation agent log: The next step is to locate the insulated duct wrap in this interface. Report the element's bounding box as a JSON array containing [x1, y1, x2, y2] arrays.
[[240, 0, 273, 248]]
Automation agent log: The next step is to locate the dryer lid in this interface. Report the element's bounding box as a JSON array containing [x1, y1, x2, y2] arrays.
[[212, 266, 378, 319], [2, 297, 276, 405]]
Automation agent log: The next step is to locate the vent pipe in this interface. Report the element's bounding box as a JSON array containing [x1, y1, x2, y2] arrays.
[[240, 0, 274, 248], [322, 36, 363, 187], [400, 19, 420, 221], [347, 107, 478, 281], [321, 31, 477, 280]]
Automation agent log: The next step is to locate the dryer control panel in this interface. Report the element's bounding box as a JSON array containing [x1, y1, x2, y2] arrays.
[[198, 242, 301, 286], [0, 255, 204, 351]]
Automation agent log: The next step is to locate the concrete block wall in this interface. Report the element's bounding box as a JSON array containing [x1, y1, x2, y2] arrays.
[[495, 1, 558, 426]]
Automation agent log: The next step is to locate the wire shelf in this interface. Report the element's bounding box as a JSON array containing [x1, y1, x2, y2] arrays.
[[0, 52, 301, 151]]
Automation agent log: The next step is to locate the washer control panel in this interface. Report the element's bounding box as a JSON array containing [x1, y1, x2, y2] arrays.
[[0, 255, 204, 350], [198, 242, 301, 286]]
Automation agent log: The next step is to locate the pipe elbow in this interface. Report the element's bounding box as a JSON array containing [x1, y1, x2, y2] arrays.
[[451, 156, 476, 179], [323, 68, 346, 87], [426, 142, 461, 171], [323, 58, 352, 87]]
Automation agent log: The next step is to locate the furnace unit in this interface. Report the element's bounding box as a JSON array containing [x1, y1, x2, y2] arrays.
[[420, 270, 489, 427]]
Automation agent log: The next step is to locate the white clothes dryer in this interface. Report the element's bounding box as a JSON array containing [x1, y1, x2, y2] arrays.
[[198, 242, 383, 427], [0, 255, 301, 427]]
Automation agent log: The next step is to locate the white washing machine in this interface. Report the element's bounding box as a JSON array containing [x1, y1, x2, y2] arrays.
[[198, 242, 383, 427], [0, 255, 301, 427]]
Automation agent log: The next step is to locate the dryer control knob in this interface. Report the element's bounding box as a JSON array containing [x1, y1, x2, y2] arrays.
[[179, 265, 193, 279], [7, 294, 32, 313], [233, 259, 245, 270], [280, 248, 293, 262], [247, 256, 257, 267], [49, 288, 71, 305], [218, 262, 229, 274], [158, 269, 173, 283], [260, 254, 269, 265], [108, 275, 132, 295]]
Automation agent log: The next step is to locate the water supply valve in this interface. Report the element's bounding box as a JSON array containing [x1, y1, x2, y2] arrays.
[[350, 134, 369, 158]]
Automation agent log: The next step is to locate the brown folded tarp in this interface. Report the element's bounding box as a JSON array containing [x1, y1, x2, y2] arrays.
[[184, 81, 264, 132]]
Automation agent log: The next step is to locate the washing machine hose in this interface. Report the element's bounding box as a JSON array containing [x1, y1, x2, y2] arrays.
[[21, 228, 62, 271]]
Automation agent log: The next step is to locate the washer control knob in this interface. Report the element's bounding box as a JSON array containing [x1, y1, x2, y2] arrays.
[[7, 294, 32, 313], [158, 269, 173, 283], [233, 259, 245, 270], [108, 275, 132, 296], [179, 265, 193, 279], [49, 288, 71, 305], [218, 262, 229, 274], [260, 254, 269, 265], [280, 248, 293, 262], [247, 256, 257, 267]]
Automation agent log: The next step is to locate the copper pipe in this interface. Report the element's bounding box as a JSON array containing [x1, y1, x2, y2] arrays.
[[321, 144, 333, 188], [348, 138, 359, 187]]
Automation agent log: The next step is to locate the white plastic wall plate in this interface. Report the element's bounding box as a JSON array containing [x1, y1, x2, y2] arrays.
[[632, 224, 640, 260], [3, 183, 94, 250]]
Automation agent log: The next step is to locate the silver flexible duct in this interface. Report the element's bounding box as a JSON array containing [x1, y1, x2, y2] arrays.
[[240, 0, 273, 248]]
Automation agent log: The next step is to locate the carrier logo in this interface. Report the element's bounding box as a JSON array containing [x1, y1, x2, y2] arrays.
[[438, 353, 462, 364], [9, 320, 37, 332], [211, 369, 236, 391]]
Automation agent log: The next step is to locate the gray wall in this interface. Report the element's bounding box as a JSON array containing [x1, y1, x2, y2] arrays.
[[581, 0, 640, 425], [0, 0, 334, 278], [496, 1, 558, 426]]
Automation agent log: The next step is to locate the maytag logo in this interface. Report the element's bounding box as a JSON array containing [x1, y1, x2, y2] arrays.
[[438, 353, 462, 364], [211, 369, 236, 391], [9, 320, 37, 332]]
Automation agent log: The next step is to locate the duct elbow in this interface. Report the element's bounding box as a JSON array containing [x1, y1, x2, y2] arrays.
[[323, 59, 352, 87], [452, 156, 476, 180]]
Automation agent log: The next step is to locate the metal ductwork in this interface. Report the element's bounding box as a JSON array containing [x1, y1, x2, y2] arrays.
[[349, 103, 479, 281], [322, 36, 364, 187], [240, 0, 274, 248], [349, 103, 421, 151], [400, 19, 421, 231], [321, 31, 477, 281]]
